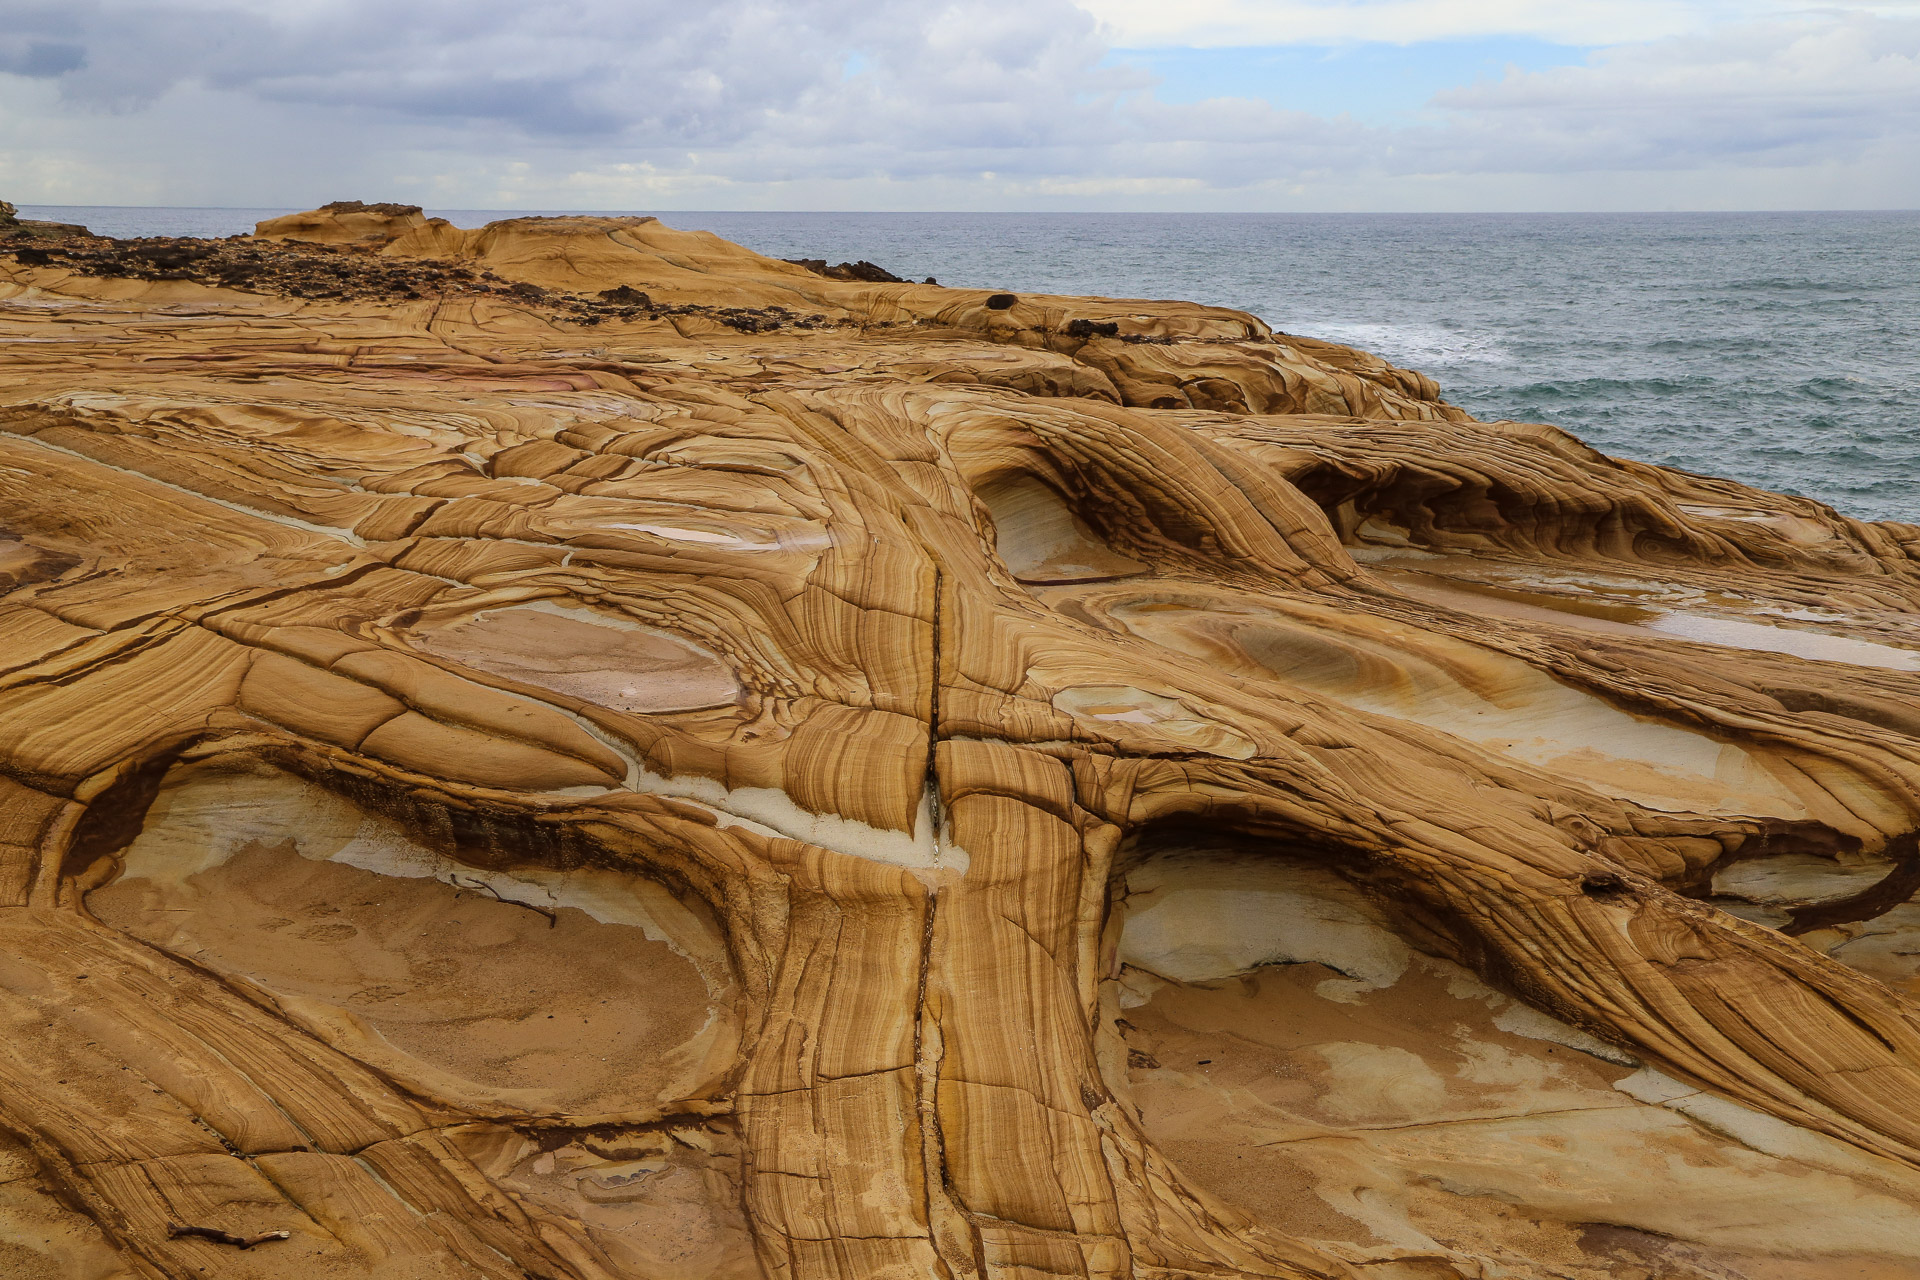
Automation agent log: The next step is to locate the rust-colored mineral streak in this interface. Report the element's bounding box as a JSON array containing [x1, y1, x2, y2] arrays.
[[4, 206, 1920, 1279]]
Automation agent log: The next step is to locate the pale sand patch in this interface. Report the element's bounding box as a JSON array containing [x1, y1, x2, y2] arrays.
[[1377, 561, 1920, 671], [1647, 610, 1920, 670], [1118, 855, 1408, 999], [1799, 902, 1920, 1000], [1712, 850, 1896, 904], [1111, 843, 1920, 1276], [1112, 596, 1821, 820], [454, 1125, 761, 1280], [90, 759, 734, 1115], [978, 472, 1148, 583], [1052, 684, 1257, 760], [411, 598, 742, 713]]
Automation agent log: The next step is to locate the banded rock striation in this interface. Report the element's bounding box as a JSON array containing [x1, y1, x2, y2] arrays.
[[2, 205, 1920, 1279]]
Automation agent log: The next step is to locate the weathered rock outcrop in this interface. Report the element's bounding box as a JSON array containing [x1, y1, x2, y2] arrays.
[[0, 199, 91, 240], [2, 204, 1920, 1279]]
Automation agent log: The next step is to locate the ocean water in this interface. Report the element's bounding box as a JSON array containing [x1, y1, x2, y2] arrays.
[[21, 205, 1920, 524]]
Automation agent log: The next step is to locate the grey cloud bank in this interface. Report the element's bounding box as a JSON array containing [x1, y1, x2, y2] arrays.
[[0, 0, 1914, 209]]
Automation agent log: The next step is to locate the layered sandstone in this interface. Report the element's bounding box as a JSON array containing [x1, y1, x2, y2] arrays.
[[2, 206, 1920, 1279]]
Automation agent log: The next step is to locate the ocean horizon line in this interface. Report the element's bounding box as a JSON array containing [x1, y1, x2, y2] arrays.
[[17, 204, 1920, 218]]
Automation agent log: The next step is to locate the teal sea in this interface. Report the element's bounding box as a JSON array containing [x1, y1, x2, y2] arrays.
[[22, 206, 1920, 524]]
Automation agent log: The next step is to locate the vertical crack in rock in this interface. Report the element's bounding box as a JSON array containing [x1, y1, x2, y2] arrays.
[[911, 566, 987, 1277]]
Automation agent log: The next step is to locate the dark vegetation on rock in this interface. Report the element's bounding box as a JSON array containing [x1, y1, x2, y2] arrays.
[[0, 225, 835, 333], [783, 256, 911, 283], [319, 199, 426, 217]]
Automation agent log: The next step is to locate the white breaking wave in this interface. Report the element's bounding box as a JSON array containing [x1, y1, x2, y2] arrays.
[[1303, 321, 1516, 369]]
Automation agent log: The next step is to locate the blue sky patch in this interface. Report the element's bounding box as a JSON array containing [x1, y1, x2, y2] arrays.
[[1109, 38, 1595, 123]]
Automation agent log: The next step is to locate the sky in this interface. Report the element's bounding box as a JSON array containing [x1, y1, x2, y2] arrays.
[[1, 0, 1917, 211]]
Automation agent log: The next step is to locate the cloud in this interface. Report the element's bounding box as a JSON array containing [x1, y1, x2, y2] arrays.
[[12, 1, 868, 131], [0, 38, 84, 79], [1428, 14, 1920, 169], [0, 0, 1915, 208], [1071, 0, 1920, 48], [5, 0, 1120, 142]]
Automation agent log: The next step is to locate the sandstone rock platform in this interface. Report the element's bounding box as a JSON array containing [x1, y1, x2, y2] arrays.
[[3, 205, 1920, 1279]]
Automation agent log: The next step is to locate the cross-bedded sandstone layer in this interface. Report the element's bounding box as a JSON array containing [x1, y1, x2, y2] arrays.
[[3, 204, 1920, 1280]]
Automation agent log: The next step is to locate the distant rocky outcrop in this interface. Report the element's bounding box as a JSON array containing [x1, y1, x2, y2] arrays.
[[322, 199, 424, 215], [3, 205, 1920, 1280], [254, 199, 435, 245], [0, 197, 90, 240], [782, 256, 906, 283]]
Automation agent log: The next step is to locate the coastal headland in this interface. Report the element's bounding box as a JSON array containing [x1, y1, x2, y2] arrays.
[[4, 203, 1920, 1279]]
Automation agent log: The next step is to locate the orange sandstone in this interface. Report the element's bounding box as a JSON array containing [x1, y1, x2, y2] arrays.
[[0, 206, 1918, 1278]]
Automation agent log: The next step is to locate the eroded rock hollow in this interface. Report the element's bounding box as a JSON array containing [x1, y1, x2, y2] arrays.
[[4, 206, 1920, 1279]]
